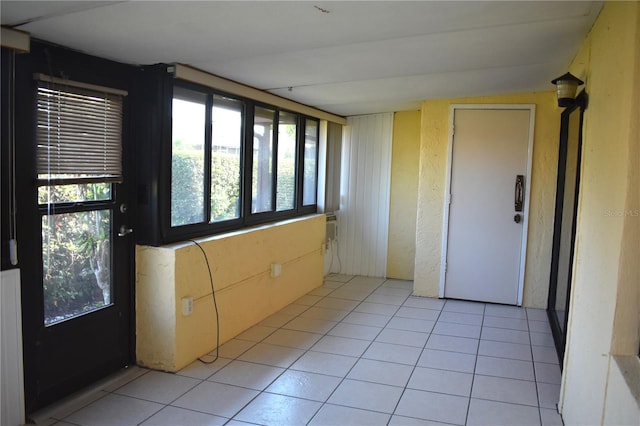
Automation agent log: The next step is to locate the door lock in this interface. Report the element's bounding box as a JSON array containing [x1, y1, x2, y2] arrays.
[[118, 225, 133, 237], [514, 214, 522, 224]]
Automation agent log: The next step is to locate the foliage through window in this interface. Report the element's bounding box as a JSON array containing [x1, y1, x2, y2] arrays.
[[171, 87, 206, 226], [169, 81, 319, 238], [252, 106, 275, 214], [276, 111, 297, 212], [211, 95, 243, 222], [303, 118, 319, 206], [41, 208, 111, 325], [36, 78, 124, 325]]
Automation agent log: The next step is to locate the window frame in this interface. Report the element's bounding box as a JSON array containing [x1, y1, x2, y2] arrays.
[[34, 77, 127, 325], [301, 117, 320, 208], [209, 92, 245, 224], [163, 79, 319, 243]]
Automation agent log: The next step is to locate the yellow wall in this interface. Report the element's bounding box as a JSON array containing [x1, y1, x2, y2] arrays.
[[136, 246, 176, 370], [136, 215, 325, 371], [387, 110, 421, 280], [560, 2, 640, 423], [414, 92, 560, 308]]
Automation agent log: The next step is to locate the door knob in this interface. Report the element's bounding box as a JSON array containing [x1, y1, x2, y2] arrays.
[[514, 214, 522, 224]]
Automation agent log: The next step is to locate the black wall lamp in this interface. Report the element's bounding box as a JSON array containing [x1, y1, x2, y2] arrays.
[[551, 72, 584, 107]]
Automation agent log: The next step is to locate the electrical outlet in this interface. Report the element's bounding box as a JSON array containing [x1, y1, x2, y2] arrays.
[[270, 263, 282, 278], [182, 296, 193, 316]]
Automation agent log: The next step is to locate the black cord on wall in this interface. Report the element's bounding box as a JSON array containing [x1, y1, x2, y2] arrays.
[[188, 240, 220, 364]]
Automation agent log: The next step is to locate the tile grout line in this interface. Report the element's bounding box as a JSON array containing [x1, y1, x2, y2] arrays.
[[154, 277, 355, 425], [463, 301, 486, 426], [55, 277, 556, 426], [115, 365, 245, 425], [526, 307, 545, 426], [226, 276, 360, 425], [220, 274, 380, 425], [388, 296, 448, 424], [300, 275, 365, 425], [305, 277, 409, 425], [55, 368, 153, 424]]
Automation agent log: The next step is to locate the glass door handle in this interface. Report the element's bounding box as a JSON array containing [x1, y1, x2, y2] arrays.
[[118, 225, 133, 237]]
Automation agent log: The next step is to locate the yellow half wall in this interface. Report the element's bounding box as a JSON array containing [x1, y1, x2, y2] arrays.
[[414, 91, 560, 308], [136, 215, 325, 371]]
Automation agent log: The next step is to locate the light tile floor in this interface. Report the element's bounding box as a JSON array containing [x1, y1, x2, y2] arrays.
[[36, 275, 564, 426]]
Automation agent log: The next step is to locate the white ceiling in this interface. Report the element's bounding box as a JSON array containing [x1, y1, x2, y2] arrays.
[[1, 1, 602, 116]]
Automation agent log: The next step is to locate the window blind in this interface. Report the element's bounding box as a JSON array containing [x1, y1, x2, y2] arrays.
[[36, 77, 125, 185]]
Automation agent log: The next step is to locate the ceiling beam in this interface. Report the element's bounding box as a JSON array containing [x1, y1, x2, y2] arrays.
[[174, 64, 347, 125], [1, 27, 30, 52]]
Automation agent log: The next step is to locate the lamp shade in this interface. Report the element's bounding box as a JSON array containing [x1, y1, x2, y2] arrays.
[[551, 72, 584, 107]]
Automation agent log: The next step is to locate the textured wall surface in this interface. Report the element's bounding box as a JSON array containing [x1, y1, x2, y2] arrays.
[[414, 92, 559, 308], [414, 99, 450, 298], [560, 2, 640, 423], [387, 110, 421, 280], [136, 246, 176, 370], [136, 215, 325, 371]]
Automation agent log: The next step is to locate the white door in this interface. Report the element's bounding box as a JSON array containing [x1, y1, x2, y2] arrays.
[[444, 108, 532, 305]]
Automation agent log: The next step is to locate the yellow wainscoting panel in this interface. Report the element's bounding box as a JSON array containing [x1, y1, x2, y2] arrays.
[[136, 215, 326, 371]]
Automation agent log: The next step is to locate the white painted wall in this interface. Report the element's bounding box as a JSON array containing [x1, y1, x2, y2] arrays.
[[1, 268, 25, 426], [337, 113, 393, 277], [603, 357, 640, 425], [319, 121, 343, 276], [323, 216, 341, 276]]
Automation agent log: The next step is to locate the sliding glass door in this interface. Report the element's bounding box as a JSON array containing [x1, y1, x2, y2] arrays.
[[547, 94, 586, 365]]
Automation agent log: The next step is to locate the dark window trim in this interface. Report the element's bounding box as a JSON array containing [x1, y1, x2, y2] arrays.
[[203, 93, 213, 225], [301, 117, 320, 211], [546, 91, 587, 367], [159, 78, 320, 244]]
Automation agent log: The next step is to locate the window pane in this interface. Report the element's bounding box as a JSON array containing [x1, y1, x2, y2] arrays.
[[36, 82, 123, 181], [303, 118, 319, 206], [42, 210, 112, 326], [38, 182, 111, 204], [252, 106, 275, 213], [211, 95, 243, 222], [276, 111, 297, 212], [172, 88, 206, 227]]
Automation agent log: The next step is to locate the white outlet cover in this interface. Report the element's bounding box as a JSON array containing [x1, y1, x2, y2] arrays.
[[270, 263, 282, 278], [182, 297, 193, 316]]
